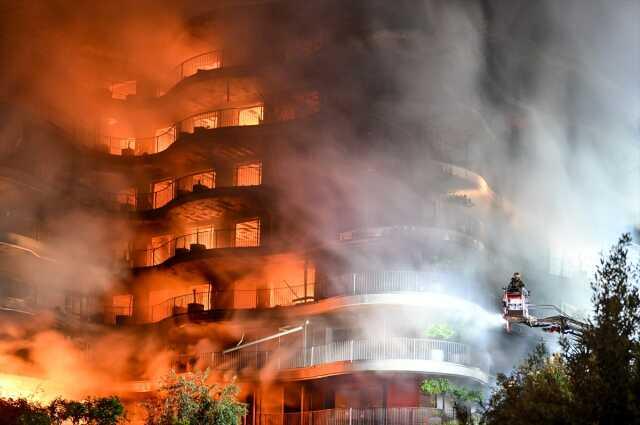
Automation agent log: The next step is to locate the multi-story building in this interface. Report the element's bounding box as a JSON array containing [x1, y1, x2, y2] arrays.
[[1, 0, 588, 423]]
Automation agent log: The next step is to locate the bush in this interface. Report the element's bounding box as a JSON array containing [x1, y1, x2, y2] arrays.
[[143, 370, 247, 425]]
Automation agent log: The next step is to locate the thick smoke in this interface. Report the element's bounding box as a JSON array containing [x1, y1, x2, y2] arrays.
[[0, 0, 637, 403]]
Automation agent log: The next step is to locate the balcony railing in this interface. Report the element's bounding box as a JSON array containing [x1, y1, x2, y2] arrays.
[[177, 337, 488, 375], [144, 270, 465, 322], [281, 337, 476, 370], [338, 223, 483, 246], [180, 105, 264, 132], [131, 226, 260, 267], [150, 284, 315, 322], [158, 50, 224, 96], [329, 271, 450, 296], [104, 305, 133, 325], [174, 350, 271, 372], [94, 104, 264, 156], [98, 126, 177, 156], [114, 170, 217, 211], [259, 407, 453, 425]]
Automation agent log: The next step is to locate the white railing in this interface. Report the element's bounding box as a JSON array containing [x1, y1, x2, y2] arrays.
[[283, 338, 472, 369], [333, 271, 449, 296], [260, 407, 453, 425], [180, 338, 487, 374]]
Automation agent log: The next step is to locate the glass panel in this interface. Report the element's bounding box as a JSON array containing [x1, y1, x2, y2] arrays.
[[235, 219, 260, 247], [192, 171, 215, 189], [155, 126, 176, 153], [238, 106, 264, 126], [117, 188, 136, 209], [235, 162, 262, 186], [110, 80, 136, 100], [153, 179, 173, 208]]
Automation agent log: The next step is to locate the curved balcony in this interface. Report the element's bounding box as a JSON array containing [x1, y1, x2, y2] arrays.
[[338, 226, 484, 250], [143, 270, 472, 322], [260, 407, 454, 425], [108, 50, 225, 100], [130, 223, 260, 268], [114, 167, 261, 212], [177, 337, 489, 383], [95, 104, 263, 156], [149, 283, 312, 322], [157, 50, 224, 96], [115, 169, 217, 211]]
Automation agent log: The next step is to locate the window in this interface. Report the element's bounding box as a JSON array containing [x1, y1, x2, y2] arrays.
[[148, 234, 172, 265], [155, 126, 176, 153], [235, 162, 262, 186], [193, 112, 219, 130], [120, 138, 135, 153], [109, 80, 136, 100], [235, 219, 260, 247], [183, 226, 216, 249], [153, 179, 173, 208], [192, 171, 215, 189], [112, 295, 133, 316], [117, 188, 136, 209], [238, 106, 264, 126]]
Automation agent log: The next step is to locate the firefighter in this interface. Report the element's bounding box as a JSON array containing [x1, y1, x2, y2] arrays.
[[507, 272, 525, 292]]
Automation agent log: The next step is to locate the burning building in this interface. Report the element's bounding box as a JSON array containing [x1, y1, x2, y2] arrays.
[[1, 0, 638, 423]]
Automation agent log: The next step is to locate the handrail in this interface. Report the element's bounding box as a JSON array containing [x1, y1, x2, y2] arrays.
[[177, 337, 488, 375], [95, 104, 264, 156], [159, 50, 224, 95], [144, 269, 467, 322], [130, 224, 260, 267], [114, 169, 217, 211], [338, 223, 484, 244], [149, 283, 313, 322], [260, 407, 455, 425], [98, 125, 177, 155]]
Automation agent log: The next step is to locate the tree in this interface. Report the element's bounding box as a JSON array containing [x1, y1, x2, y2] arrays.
[[481, 344, 572, 425], [0, 396, 125, 425], [143, 370, 247, 425], [420, 378, 481, 424], [482, 234, 640, 425], [425, 324, 457, 340], [562, 233, 640, 424]]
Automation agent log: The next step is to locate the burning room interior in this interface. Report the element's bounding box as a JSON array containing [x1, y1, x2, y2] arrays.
[[0, 0, 638, 423]]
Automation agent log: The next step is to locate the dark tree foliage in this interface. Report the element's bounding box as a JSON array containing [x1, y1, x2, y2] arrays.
[[0, 396, 125, 425], [0, 398, 51, 425], [483, 234, 640, 425], [482, 344, 572, 425], [562, 233, 640, 425]]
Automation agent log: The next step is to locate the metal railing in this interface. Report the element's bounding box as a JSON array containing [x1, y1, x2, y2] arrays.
[[173, 350, 270, 373], [180, 105, 264, 132], [95, 104, 264, 156], [159, 50, 224, 96], [113, 170, 217, 211], [150, 283, 315, 322], [330, 271, 450, 297], [147, 270, 462, 321], [178, 337, 486, 375], [338, 222, 483, 245], [260, 407, 452, 425], [104, 305, 133, 325], [97, 126, 177, 156], [131, 226, 260, 267], [281, 337, 474, 369]]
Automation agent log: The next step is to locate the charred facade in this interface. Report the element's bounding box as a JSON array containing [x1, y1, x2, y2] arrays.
[[2, 0, 632, 423]]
